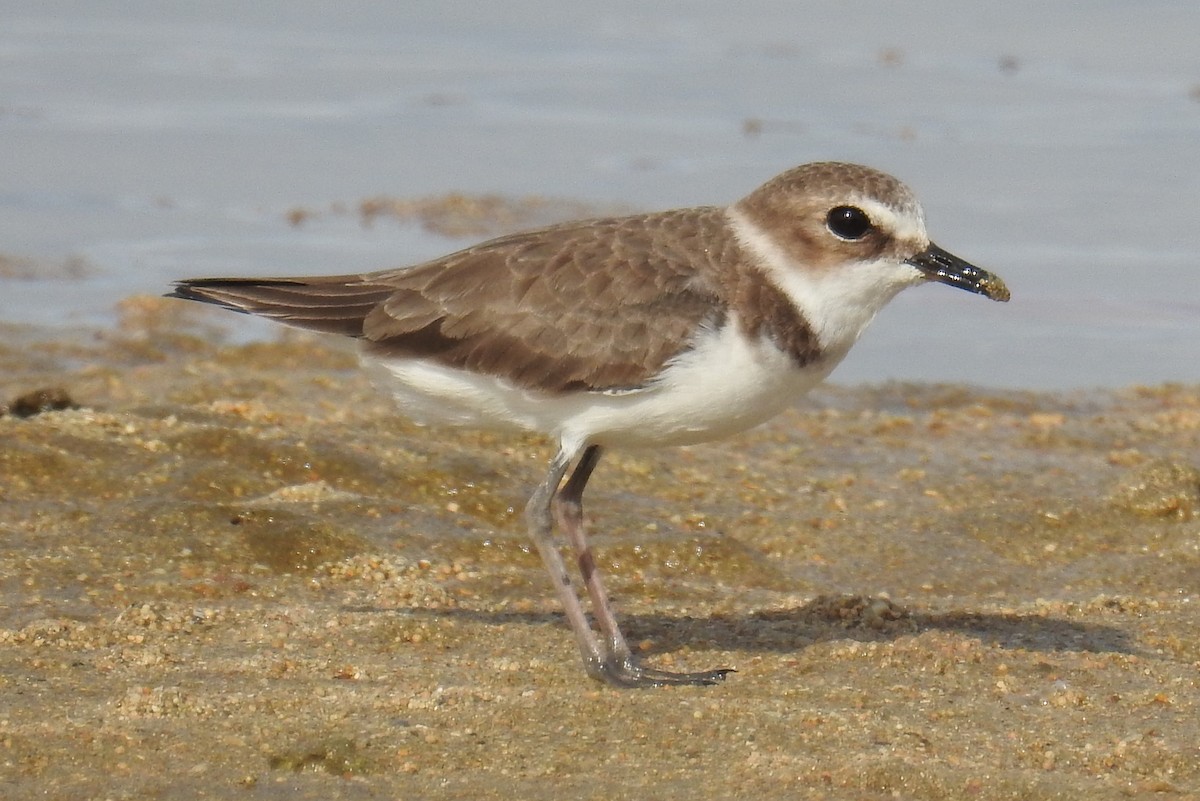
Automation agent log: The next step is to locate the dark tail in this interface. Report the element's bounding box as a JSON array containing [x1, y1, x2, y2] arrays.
[[167, 276, 396, 338]]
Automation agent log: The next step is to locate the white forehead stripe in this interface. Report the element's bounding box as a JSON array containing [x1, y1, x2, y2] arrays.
[[725, 205, 928, 359], [850, 194, 927, 244]]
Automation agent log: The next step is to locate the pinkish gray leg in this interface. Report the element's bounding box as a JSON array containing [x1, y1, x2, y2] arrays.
[[549, 445, 733, 688], [525, 446, 608, 677]]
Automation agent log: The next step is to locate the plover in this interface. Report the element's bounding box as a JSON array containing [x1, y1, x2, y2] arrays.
[[169, 161, 1009, 687]]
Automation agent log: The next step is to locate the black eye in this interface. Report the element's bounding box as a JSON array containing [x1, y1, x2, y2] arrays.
[[826, 206, 872, 240]]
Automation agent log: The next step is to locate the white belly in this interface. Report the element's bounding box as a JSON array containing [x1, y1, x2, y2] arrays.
[[362, 316, 842, 454]]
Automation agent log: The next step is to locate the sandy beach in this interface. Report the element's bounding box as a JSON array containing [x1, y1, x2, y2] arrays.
[[1, 302, 1197, 799], [3, 5, 1199, 796]]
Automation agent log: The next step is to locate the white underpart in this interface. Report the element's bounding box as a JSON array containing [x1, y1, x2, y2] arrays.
[[363, 311, 835, 455], [365, 201, 930, 456], [726, 206, 928, 364]]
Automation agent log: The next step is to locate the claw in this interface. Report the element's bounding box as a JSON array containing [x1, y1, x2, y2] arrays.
[[593, 654, 735, 688]]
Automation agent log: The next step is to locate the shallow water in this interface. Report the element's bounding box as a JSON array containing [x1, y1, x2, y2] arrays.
[[3, 1, 1200, 388]]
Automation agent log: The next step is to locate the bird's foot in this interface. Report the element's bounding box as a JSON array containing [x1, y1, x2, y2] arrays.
[[585, 653, 734, 688]]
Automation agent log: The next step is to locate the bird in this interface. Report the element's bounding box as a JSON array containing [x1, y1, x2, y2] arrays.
[[168, 161, 1009, 688]]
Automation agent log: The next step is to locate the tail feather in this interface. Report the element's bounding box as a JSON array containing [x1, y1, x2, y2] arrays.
[[167, 276, 395, 338]]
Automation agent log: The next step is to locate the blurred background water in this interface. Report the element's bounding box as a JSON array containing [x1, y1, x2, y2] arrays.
[[2, 1, 1198, 389]]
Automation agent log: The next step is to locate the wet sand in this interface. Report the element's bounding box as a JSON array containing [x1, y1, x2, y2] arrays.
[[1, 299, 1198, 799]]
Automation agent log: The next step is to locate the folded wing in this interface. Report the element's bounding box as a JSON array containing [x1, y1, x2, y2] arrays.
[[169, 208, 736, 393]]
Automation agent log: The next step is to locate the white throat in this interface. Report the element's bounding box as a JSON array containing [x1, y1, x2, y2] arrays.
[[726, 207, 925, 361]]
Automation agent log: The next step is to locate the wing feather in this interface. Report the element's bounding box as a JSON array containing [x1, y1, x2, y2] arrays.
[[171, 207, 744, 392]]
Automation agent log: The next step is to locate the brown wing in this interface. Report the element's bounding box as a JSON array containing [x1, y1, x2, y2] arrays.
[[169, 207, 743, 394]]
